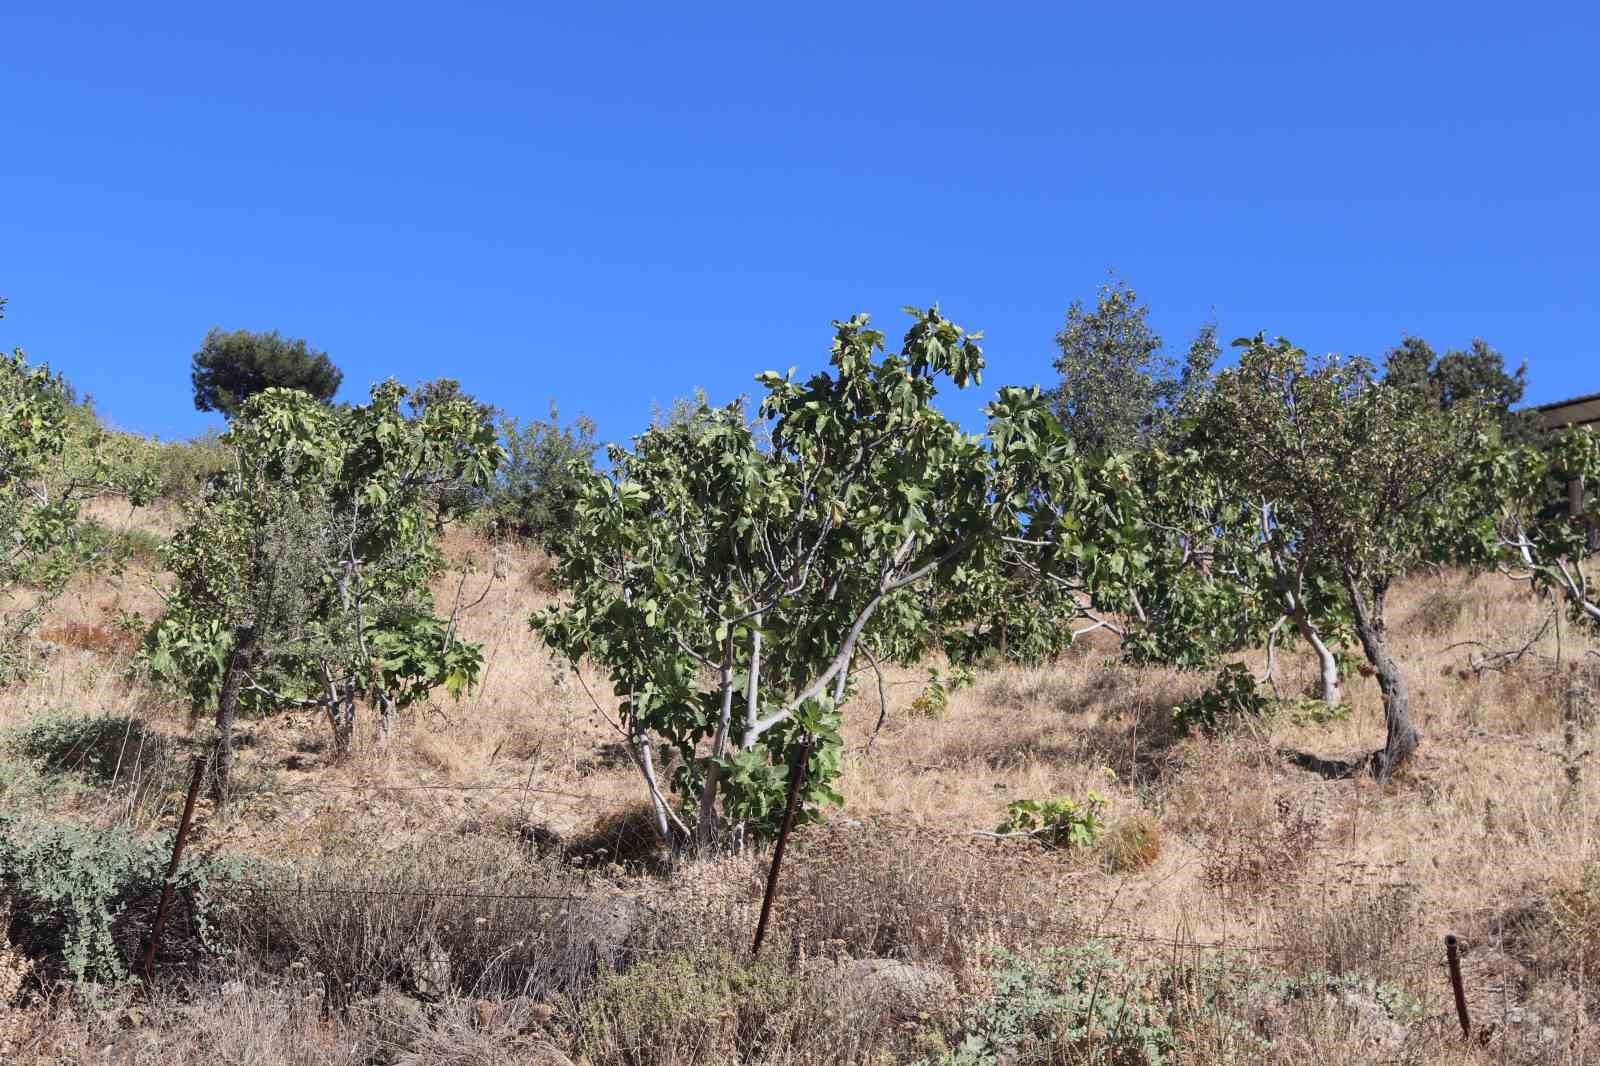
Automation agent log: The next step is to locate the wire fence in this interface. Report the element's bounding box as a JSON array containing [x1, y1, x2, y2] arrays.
[[21, 734, 1571, 1052]]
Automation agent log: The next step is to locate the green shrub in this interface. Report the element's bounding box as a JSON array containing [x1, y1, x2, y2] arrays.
[[995, 793, 1107, 850], [911, 669, 952, 719], [931, 944, 1174, 1065], [575, 945, 924, 1066], [576, 947, 793, 1065], [485, 406, 598, 546], [1171, 663, 1270, 737], [136, 434, 231, 504], [9, 713, 178, 801], [910, 665, 978, 720], [1284, 696, 1351, 727], [0, 814, 246, 985]]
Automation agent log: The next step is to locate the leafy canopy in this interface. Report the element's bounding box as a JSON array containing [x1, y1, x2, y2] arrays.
[[2, 339, 154, 683], [1383, 334, 1535, 442], [1202, 335, 1490, 586], [1051, 278, 1218, 451], [190, 326, 343, 417], [146, 380, 503, 744], [536, 307, 1129, 845], [1480, 426, 1600, 630]]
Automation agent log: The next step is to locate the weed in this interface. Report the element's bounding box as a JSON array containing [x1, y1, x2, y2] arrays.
[[1103, 814, 1163, 873], [1200, 798, 1320, 897], [1172, 663, 1270, 737], [932, 943, 1174, 1065], [995, 793, 1108, 850]]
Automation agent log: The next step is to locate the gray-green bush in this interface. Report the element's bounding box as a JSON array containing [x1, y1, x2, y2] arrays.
[[0, 814, 246, 985]]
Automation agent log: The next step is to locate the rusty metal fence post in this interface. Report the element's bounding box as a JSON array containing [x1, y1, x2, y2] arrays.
[[141, 754, 208, 983], [1445, 933, 1471, 1040], [751, 735, 812, 958]]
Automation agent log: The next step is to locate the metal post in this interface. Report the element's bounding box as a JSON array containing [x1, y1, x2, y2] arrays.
[[1445, 933, 1471, 1040], [751, 736, 812, 958], [141, 755, 207, 983]]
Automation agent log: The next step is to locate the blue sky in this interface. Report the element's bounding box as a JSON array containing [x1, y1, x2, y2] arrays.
[[4, 2, 1596, 445]]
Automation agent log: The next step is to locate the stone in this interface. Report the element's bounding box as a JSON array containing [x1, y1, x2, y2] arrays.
[[400, 936, 452, 999], [554, 895, 645, 971], [811, 958, 957, 1020]]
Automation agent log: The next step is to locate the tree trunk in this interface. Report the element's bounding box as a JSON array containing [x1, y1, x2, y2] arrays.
[[1344, 573, 1417, 780], [375, 693, 395, 751], [695, 636, 737, 849], [211, 625, 256, 808], [1288, 604, 1343, 706], [328, 682, 357, 757]]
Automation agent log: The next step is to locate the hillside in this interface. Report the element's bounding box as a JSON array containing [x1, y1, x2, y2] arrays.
[[1, 506, 1597, 1065]]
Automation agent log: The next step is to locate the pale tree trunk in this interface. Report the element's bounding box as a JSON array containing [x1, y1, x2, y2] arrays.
[[1344, 572, 1417, 780], [1287, 599, 1343, 706], [375, 693, 395, 751], [327, 679, 358, 758], [1267, 519, 1342, 706]]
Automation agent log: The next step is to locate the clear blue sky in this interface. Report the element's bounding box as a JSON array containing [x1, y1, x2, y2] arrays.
[[4, 2, 1596, 444]]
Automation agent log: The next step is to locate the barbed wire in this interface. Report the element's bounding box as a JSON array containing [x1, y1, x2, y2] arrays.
[[268, 780, 613, 802], [210, 883, 590, 905], [182, 875, 1448, 976]]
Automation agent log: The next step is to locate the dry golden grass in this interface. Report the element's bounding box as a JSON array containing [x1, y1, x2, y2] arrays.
[[5, 513, 1600, 1062]]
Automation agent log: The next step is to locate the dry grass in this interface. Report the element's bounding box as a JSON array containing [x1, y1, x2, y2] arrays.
[[4, 512, 1600, 1062]]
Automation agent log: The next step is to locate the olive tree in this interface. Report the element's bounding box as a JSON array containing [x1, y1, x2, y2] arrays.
[[487, 403, 599, 545], [1200, 336, 1489, 778], [146, 381, 503, 799], [535, 308, 1126, 849]]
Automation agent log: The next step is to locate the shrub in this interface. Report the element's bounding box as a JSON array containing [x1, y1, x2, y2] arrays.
[[575, 946, 793, 1066], [0, 814, 245, 986], [1284, 696, 1351, 726], [994, 793, 1108, 850], [574, 942, 940, 1066], [1531, 863, 1600, 981], [122, 432, 231, 504], [1268, 877, 1423, 992], [1102, 815, 1163, 873], [911, 664, 979, 721], [1171, 663, 1270, 737], [931, 944, 1174, 1065], [8, 714, 178, 806], [563, 803, 671, 870], [1200, 798, 1320, 898], [485, 406, 598, 546], [224, 835, 612, 1002], [1, 345, 155, 685], [688, 824, 1047, 973]]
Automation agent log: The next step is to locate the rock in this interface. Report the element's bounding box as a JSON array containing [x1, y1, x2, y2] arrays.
[[554, 895, 645, 971], [812, 959, 957, 1020], [518, 821, 565, 853], [485, 995, 560, 1034], [355, 988, 428, 1030], [1242, 981, 1409, 1053], [1336, 988, 1408, 1050], [400, 936, 452, 999], [524, 1046, 576, 1066]]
